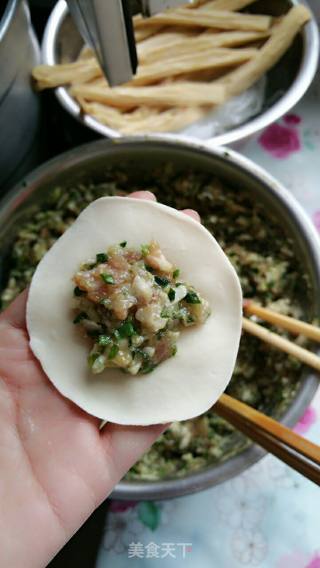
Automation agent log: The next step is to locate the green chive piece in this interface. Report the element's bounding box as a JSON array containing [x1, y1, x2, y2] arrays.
[[74, 286, 85, 297], [155, 276, 170, 287], [88, 352, 99, 367], [133, 348, 150, 362], [141, 244, 150, 257], [82, 262, 96, 270], [173, 269, 180, 279], [171, 345, 177, 357], [168, 288, 176, 302], [141, 363, 156, 374], [98, 335, 112, 347], [145, 264, 155, 273], [73, 311, 88, 324], [96, 252, 108, 263], [118, 322, 135, 338], [185, 291, 201, 304], [120, 241, 127, 248], [101, 273, 115, 285], [108, 344, 119, 360], [160, 308, 170, 318]]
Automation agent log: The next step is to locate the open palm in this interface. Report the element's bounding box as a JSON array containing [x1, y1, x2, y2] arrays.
[[0, 289, 165, 568], [0, 192, 199, 567]]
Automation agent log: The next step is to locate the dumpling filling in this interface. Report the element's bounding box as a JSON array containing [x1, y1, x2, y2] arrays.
[[72, 241, 211, 375]]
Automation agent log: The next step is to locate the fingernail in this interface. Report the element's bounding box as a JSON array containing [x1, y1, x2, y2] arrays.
[[182, 209, 201, 223], [129, 191, 157, 201]]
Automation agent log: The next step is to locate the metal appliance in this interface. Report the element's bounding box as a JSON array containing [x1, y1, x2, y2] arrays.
[[66, 0, 194, 85]]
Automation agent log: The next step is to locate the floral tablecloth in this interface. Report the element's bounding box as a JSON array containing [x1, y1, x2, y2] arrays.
[[96, 5, 320, 566]]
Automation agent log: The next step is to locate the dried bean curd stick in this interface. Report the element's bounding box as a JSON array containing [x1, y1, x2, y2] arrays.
[[135, 0, 267, 60], [220, 5, 311, 98], [129, 47, 256, 86], [80, 100, 206, 133], [80, 101, 152, 127], [121, 107, 206, 133], [70, 81, 226, 108], [133, 8, 272, 32], [139, 30, 269, 63], [138, 27, 198, 56], [33, 47, 255, 90], [78, 46, 94, 61], [201, 0, 257, 11], [135, 26, 164, 42], [33, 60, 101, 89]]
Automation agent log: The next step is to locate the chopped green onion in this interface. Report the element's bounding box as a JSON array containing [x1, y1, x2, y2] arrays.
[[91, 354, 106, 374], [73, 311, 88, 324], [160, 308, 170, 318], [173, 269, 180, 279], [73, 286, 85, 297], [156, 330, 166, 340], [118, 321, 135, 338], [120, 241, 127, 248], [108, 344, 119, 360], [88, 352, 100, 367], [141, 244, 150, 257], [145, 264, 155, 273], [98, 335, 112, 347], [96, 252, 108, 263], [133, 348, 150, 361], [83, 262, 96, 270], [168, 288, 176, 302], [171, 345, 177, 357], [141, 362, 156, 374], [101, 273, 115, 285], [155, 276, 170, 287], [185, 291, 201, 304]]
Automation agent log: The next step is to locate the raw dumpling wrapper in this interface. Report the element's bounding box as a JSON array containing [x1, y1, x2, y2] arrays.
[[27, 197, 242, 425]]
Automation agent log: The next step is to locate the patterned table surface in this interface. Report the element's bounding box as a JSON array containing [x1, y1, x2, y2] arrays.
[[96, 6, 320, 567]]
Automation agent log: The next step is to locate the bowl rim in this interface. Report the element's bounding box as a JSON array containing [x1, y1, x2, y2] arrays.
[[1, 136, 320, 499], [41, 0, 319, 146]]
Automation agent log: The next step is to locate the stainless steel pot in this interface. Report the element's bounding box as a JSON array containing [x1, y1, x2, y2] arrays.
[[41, 0, 319, 146], [0, 137, 319, 499], [0, 0, 42, 190]]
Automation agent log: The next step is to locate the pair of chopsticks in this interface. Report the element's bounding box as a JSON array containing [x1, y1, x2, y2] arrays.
[[214, 301, 320, 485], [215, 393, 320, 485], [243, 301, 320, 372]]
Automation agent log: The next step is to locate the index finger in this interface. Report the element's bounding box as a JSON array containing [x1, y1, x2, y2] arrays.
[[129, 191, 201, 222]]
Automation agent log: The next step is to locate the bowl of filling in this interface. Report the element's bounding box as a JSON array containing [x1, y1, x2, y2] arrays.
[[1, 136, 320, 499], [35, 0, 319, 145]]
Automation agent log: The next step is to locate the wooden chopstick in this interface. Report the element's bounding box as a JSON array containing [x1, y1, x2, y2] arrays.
[[220, 302, 320, 483], [215, 394, 320, 485], [244, 301, 320, 342], [242, 317, 320, 372]]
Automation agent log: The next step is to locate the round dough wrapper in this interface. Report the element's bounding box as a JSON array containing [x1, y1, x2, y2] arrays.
[[27, 196, 242, 425]]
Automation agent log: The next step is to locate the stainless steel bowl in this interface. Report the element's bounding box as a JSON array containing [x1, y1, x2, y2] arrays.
[[1, 137, 319, 499], [41, 0, 319, 146], [0, 0, 42, 190]]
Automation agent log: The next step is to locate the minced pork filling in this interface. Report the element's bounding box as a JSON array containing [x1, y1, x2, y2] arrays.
[[72, 241, 211, 375]]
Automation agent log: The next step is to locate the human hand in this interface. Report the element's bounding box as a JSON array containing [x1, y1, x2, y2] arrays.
[[0, 191, 200, 567]]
